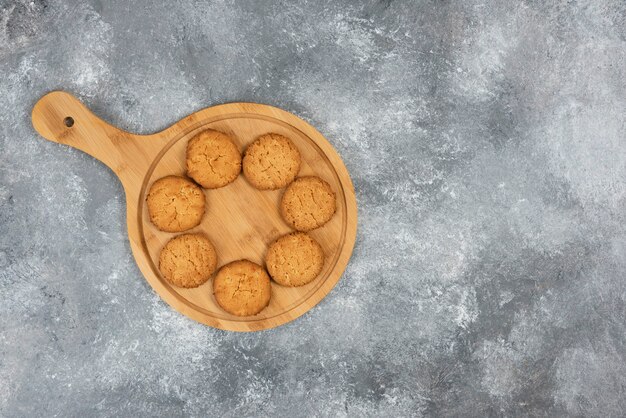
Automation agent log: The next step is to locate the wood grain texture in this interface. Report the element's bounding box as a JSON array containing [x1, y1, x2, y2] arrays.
[[31, 91, 358, 332]]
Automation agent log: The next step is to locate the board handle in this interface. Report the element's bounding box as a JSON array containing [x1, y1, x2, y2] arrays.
[[31, 91, 160, 177]]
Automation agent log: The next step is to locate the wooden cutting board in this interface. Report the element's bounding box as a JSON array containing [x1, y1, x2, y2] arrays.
[[31, 91, 357, 332]]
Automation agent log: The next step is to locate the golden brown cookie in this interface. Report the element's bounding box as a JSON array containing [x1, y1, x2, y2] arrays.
[[158, 234, 218, 288], [186, 129, 242, 189], [242, 133, 301, 190], [213, 260, 271, 316], [146, 175, 205, 232], [266, 232, 325, 287], [280, 176, 336, 231]]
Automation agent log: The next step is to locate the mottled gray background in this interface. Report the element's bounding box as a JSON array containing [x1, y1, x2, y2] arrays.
[[1, 0, 625, 416]]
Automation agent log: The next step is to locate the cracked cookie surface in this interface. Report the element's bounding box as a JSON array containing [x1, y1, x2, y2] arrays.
[[147, 175, 205, 232], [280, 176, 336, 231], [266, 232, 325, 287], [213, 260, 271, 316], [186, 129, 241, 189], [159, 234, 217, 288], [243, 133, 301, 190]]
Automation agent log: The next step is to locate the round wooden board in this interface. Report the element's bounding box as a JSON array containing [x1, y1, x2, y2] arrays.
[[31, 92, 358, 332]]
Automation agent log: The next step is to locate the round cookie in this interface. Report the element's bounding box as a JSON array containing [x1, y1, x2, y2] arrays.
[[243, 133, 301, 190], [146, 175, 205, 232], [213, 260, 271, 316], [158, 234, 217, 288], [186, 129, 241, 189], [280, 176, 336, 231], [266, 232, 325, 287]]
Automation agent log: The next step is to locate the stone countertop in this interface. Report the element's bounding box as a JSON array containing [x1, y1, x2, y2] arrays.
[[1, 1, 625, 416]]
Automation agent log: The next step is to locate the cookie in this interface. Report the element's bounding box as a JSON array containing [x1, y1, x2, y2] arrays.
[[243, 133, 301, 190], [186, 129, 242, 189], [158, 234, 218, 288], [213, 260, 271, 316], [280, 176, 336, 231], [146, 175, 205, 232], [266, 232, 325, 287]]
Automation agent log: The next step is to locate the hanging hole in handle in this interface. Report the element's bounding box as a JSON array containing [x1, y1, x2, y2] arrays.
[[64, 116, 74, 127]]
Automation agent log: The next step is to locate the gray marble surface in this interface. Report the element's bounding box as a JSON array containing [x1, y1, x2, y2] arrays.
[[1, 0, 625, 416]]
